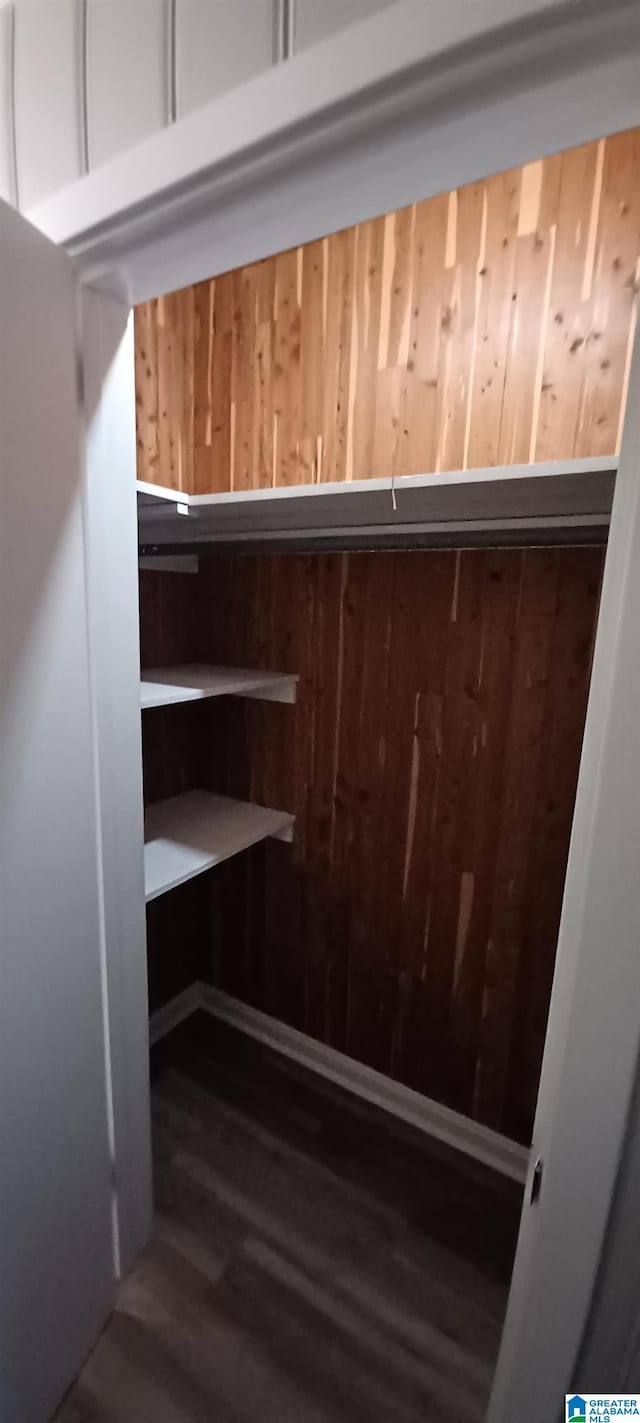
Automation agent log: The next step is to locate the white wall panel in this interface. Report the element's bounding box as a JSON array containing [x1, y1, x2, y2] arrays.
[[0, 4, 13, 201], [87, 0, 168, 169], [14, 0, 83, 210], [176, 0, 273, 117], [1, 0, 398, 212], [294, 0, 392, 52]]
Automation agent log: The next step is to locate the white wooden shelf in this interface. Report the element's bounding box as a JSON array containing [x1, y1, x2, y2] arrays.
[[144, 789, 294, 902], [141, 664, 298, 709], [137, 457, 616, 550]]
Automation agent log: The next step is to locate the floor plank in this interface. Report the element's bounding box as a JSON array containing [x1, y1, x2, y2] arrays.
[[57, 1015, 522, 1422]]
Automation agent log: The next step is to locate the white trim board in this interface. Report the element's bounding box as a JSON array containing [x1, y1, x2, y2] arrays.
[[149, 980, 529, 1184], [149, 983, 201, 1046]]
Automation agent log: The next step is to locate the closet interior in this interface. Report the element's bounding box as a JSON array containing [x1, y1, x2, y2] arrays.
[[62, 123, 636, 1419], [79, 126, 640, 1413], [135, 127, 640, 1152]]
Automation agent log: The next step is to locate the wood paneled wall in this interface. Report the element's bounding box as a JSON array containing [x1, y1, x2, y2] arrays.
[[135, 128, 640, 495], [140, 546, 603, 1144]]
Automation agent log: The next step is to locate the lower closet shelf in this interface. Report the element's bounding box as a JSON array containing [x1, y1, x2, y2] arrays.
[[140, 664, 298, 709], [144, 789, 295, 902]]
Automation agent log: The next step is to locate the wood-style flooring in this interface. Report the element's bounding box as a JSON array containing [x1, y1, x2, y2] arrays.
[[56, 1013, 522, 1423]]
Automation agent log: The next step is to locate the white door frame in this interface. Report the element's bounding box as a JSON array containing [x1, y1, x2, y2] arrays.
[[37, 0, 640, 1413], [81, 289, 152, 1275], [490, 326, 640, 1417]]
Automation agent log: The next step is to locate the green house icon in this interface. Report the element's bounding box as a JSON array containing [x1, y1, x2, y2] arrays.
[[568, 1397, 586, 1423]]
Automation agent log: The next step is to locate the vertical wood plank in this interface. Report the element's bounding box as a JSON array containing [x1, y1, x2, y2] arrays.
[[420, 551, 484, 1104], [299, 240, 325, 483], [231, 265, 255, 492], [273, 249, 302, 486], [210, 276, 234, 494], [381, 552, 453, 1090], [156, 296, 175, 488], [433, 183, 484, 472], [254, 259, 276, 488], [178, 287, 194, 495], [444, 551, 521, 1117], [498, 154, 562, 465], [504, 546, 603, 1141], [193, 280, 213, 495], [534, 143, 600, 462], [396, 193, 448, 477], [575, 130, 640, 458], [466, 170, 519, 469], [351, 218, 385, 480], [345, 553, 396, 1074], [135, 303, 159, 483], [473, 549, 559, 1130], [322, 229, 356, 483]]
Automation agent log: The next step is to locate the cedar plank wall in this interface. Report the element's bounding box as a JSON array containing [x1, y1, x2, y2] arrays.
[[140, 547, 603, 1145], [135, 129, 640, 494]]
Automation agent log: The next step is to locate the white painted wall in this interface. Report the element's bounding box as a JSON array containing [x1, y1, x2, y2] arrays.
[[0, 0, 394, 211], [0, 3, 13, 199], [87, 0, 168, 169], [176, 0, 275, 118], [294, 0, 391, 49]]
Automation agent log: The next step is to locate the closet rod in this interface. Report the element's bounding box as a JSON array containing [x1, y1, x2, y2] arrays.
[[139, 524, 609, 558]]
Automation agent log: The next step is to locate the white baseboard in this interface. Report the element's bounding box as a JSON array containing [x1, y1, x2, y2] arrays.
[[149, 981, 201, 1045], [150, 979, 529, 1183]]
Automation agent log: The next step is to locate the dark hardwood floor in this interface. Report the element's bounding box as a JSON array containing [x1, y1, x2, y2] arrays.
[[56, 1013, 522, 1423]]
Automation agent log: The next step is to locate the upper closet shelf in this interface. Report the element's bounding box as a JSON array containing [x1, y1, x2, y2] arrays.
[[141, 665, 298, 709], [144, 789, 294, 903], [137, 457, 617, 551]]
